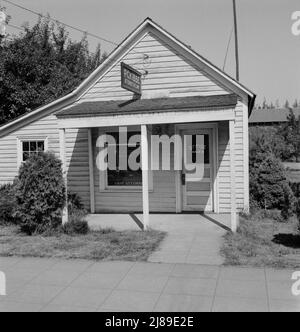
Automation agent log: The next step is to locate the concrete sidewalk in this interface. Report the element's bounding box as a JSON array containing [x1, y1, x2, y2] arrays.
[[87, 213, 229, 265], [0, 257, 299, 312]]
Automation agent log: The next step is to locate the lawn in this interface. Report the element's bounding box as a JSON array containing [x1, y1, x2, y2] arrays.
[[221, 211, 300, 269], [0, 225, 166, 261]]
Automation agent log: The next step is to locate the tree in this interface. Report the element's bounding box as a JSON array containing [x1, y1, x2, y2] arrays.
[[0, 17, 106, 125], [277, 110, 300, 162], [249, 135, 295, 217], [284, 100, 290, 109], [293, 99, 299, 108]]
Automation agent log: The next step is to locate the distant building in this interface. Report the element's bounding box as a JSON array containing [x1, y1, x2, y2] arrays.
[[249, 108, 300, 126]]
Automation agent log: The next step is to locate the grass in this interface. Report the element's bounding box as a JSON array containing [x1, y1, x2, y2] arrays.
[[0, 225, 166, 262], [221, 211, 300, 269]]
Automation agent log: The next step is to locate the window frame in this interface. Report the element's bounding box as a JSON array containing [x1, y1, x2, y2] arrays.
[[98, 127, 153, 193], [17, 136, 48, 168]]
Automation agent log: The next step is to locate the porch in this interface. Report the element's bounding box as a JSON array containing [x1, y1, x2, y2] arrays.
[[56, 95, 243, 232]]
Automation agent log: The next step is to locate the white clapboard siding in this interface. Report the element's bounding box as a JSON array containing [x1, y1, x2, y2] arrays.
[[81, 32, 228, 102], [0, 114, 60, 185], [65, 128, 91, 209], [217, 102, 245, 213]]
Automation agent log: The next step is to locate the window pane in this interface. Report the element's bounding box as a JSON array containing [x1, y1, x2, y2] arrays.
[[23, 152, 29, 161], [190, 134, 209, 164], [108, 170, 142, 186], [23, 142, 29, 152], [106, 131, 141, 187], [204, 135, 210, 164], [30, 141, 37, 152], [37, 141, 44, 152]]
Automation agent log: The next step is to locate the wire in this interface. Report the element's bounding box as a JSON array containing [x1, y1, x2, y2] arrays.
[[5, 21, 150, 91], [7, 22, 22, 31], [2, 0, 152, 94], [223, 26, 234, 71], [2, 0, 118, 46], [3, 0, 148, 60]]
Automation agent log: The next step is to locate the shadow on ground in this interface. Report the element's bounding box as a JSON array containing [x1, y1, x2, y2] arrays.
[[272, 233, 300, 248]]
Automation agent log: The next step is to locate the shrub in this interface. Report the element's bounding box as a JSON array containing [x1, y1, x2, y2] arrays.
[[250, 148, 295, 219], [0, 182, 18, 224], [296, 199, 300, 232], [63, 218, 89, 235], [68, 192, 85, 215], [14, 152, 66, 235]]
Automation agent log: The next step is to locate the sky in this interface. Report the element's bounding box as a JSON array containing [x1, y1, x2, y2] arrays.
[[1, 0, 300, 105]]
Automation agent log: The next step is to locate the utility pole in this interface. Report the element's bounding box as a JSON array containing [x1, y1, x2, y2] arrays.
[[232, 0, 240, 81]]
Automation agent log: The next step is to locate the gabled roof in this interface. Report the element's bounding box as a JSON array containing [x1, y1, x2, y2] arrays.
[[249, 108, 300, 124], [0, 17, 256, 138], [57, 94, 238, 118]]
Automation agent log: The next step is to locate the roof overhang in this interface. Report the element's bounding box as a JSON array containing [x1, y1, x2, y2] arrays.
[[57, 94, 238, 119], [57, 108, 236, 129]]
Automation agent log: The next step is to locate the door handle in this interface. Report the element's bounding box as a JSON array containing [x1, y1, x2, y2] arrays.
[[181, 173, 186, 185]]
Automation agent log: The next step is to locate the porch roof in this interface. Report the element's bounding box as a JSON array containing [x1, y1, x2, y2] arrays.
[[57, 94, 238, 118]]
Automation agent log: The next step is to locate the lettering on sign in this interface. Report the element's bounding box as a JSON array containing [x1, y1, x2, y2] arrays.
[[121, 62, 142, 95]]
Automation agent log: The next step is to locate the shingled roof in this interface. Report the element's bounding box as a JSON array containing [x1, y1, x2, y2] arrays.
[[57, 94, 238, 118]]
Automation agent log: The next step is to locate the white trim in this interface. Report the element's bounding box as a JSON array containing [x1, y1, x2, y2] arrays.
[[242, 101, 250, 213], [88, 128, 95, 214], [229, 120, 238, 232], [175, 123, 219, 213], [213, 124, 219, 213], [141, 124, 150, 230], [59, 129, 68, 224], [181, 128, 214, 212], [174, 126, 182, 213], [58, 109, 235, 129], [16, 136, 49, 169]]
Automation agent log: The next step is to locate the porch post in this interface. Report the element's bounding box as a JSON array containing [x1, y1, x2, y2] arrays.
[[88, 128, 95, 214], [229, 120, 238, 232], [141, 124, 150, 230], [59, 128, 68, 224]]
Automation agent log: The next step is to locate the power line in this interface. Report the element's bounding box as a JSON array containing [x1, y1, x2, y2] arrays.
[[2, 0, 148, 59], [7, 22, 22, 31], [223, 26, 233, 71], [5, 21, 149, 80], [2, 0, 118, 46]]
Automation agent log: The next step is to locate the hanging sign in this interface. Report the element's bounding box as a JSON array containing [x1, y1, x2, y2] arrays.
[[121, 62, 142, 95], [0, 11, 6, 37]]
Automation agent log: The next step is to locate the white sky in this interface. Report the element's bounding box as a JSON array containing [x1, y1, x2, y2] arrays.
[[2, 0, 300, 105]]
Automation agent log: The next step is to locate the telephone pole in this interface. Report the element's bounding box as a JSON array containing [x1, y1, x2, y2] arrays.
[[232, 0, 240, 81]]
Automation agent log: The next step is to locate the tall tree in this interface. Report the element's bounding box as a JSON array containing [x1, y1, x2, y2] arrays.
[[0, 17, 106, 125]]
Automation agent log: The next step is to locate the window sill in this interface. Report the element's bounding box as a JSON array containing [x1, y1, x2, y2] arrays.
[[100, 188, 154, 193]]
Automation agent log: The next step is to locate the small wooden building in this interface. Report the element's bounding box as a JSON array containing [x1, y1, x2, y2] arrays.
[[0, 18, 256, 231]]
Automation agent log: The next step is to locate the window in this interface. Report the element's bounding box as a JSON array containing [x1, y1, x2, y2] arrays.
[[106, 131, 142, 187], [22, 141, 45, 162], [191, 134, 210, 164], [17, 138, 47, 166]]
